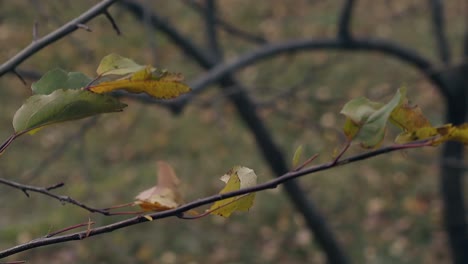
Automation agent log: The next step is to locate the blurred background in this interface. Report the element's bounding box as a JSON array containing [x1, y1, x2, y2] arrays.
[[0, 0, 466, 263]]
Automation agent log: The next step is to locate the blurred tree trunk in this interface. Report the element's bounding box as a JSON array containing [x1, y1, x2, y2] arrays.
[[440, 62, 467, 264]]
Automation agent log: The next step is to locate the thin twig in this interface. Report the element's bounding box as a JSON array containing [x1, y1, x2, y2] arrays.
[[46, 221, 95, 238], [0, 0, 119, 78], [104, 10, 121, 35], [0, 178, 110, 215], [11, 70, 27, 85]]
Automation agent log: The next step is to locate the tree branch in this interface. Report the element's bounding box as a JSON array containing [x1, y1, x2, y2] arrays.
[[0, 0, 119, 78], [0, 141, 430, 259], [0, 178, 110, 215]]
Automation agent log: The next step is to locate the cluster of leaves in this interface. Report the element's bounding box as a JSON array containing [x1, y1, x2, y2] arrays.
[[131, 162, 258, 219], [340, 88, 468, 148], [0, 54, 191, 154], [2, 55, 467, 221]]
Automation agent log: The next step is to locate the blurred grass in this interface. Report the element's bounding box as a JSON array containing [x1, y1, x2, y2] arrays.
[[0, 0, 466, 263]]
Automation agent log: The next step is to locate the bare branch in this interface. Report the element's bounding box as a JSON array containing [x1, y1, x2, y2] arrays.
[[0, 178, 110, 215], [104, 10, 121, 35], [429, 0, 451, 63], [11, 69, 27, 85], [0, 0, 119, 78], [0, 141, 431, 259]]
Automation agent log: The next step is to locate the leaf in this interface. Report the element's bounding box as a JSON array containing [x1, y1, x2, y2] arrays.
[[13, 89, 127, 133], [448, 123, 468, 145], [135, 161, 183, 212], [394, 123, 468, 145], [292, 145, 303, 168], [89, 66, 191, 99], [390, 98, 431, 132], [96, 53, 146, 76], [210, 166, 257, 218], [395, 127, 438, 144], [31, 68, 92, 95], [340, 89, 403, 148]]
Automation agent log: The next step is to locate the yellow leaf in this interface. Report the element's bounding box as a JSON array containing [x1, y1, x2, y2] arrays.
[[395, 127, 438, 144], [449, 123, 468, 145], [210, 166, 257, 218], [89, 74, 191, 99], [390, 98, 431, 132], [342, 117, 360, 140], [395, 123, 468, 145], [134, 161, 183, 212]]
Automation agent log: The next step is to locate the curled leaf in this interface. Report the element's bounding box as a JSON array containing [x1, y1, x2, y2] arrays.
[[340, 88, 403, 148], [135, 161, 183, 212], [89, 66, 191, 99], [210, 166, 257, 218]]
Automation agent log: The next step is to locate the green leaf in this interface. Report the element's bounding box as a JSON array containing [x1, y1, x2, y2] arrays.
[[292, 145, 303, 168], [31, 68, 92, 95], [13, 89, 127, 133], [96, 53, 146, 76], [340, 89, 403, 148]]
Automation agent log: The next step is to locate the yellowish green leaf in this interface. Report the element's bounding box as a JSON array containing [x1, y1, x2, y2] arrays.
[[89, 66, 191, 99], [395, 123, 468, 145], [210, 166, 257, 217], [390, 99, 431, 132], [340, 89, 403, 148], [395, 127, 438, 144], [96, 53, 146, 76], [292, 145, 303, 168]]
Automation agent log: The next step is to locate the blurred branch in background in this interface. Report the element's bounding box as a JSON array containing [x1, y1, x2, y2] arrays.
[[182, 0, 267, 44], [429, 0, 451, 64], [119, 1, 350, 263]]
